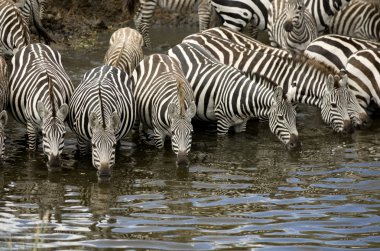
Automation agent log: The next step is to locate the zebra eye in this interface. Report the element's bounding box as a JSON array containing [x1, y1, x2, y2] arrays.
[[92, 143, 96, 149], [331, 103, 337, 108], [278, 115, 284, 120]]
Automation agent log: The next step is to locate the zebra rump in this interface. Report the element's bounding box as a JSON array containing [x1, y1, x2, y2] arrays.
[[104, 27, 144, 76], [346, 48, 380, 112], [0, 56, 8, 158], [9, 43, 73, 169], [68, 65, 135, 178], [0, 0, 30, 57], [168, 42, 300, 149], [130, 54, 196, 165]]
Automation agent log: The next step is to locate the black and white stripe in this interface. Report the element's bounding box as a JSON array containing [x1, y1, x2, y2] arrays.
[[328, 0, 380, 41], [130, 54, 196, 165], [184, 27, 364, 130], [104, 27, 144, 76], [345, 48, 380, 112], [268, 0, 318, 52], [0, 56, 8, 158], [68, 65, 135, 178], [168, 42, 300, 149], [13, 0, 53, 44], [304, 0, 352, 34], [9, 43, 73, 168], [0, 0, 30, 56], [124, 0, 211, 48], [304, 34, 380, 73]]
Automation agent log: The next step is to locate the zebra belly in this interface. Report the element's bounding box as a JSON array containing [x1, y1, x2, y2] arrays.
[[194, 95, 217, 121]]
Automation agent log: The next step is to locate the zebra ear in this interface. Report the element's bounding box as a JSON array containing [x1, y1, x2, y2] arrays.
[[186, 101, 197, 118], [57, 104, 69, 121], [90, 112, 100, 130], [273, 86, 284, 104], [168, 102, 178, 117], [0, 110, 7, 128], [37, 101, 48, 120], [339, 74, 348, 88], [326, 74, 335, 93], [110, 112, 121, 132]]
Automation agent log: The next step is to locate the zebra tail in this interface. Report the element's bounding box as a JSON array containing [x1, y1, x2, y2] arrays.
[[30, 0, 55, 44], [123, 0, 139, 15], [208, 3, 224, 28]]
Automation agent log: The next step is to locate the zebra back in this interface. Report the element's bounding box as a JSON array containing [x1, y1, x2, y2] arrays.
[[131, 54, 196, 164], [346, 48, 380, 110], [183, 30, 360, 132], [305, 34, 380, 71], [304, 0, 352, 33], [268, 0, 318, 52], [168, 42, 300, 149], [328, 0, 380, 41], [0, 0, 30, 56], [104, 27, 144, 76]]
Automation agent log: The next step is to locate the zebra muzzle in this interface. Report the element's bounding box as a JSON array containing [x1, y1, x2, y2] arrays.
[[97, 162, 112, 179], [283, 21, 293, 32], [342, 119, 354, 134], [286, 133, 301, 150], [176, 152, 190, 167], [47, 154, 61, 170]]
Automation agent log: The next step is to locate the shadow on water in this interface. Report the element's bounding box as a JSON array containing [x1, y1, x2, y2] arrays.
[[0, 26, 380, 250]]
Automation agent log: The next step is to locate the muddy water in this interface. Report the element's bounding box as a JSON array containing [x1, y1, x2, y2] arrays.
[[1, 26, 380, 250]]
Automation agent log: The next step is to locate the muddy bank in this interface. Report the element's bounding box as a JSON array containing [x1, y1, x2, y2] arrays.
[[41, 0, 198, 49]]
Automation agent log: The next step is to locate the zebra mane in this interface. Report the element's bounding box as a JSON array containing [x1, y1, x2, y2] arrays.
[[98, 83, 106, 129], [47, 71, 56, 117], [176, 77, 185, 116]]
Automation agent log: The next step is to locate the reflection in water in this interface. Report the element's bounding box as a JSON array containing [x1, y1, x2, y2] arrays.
[[0, 27, 380, 250]]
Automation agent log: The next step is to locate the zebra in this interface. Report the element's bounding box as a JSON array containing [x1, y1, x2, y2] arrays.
[[68, 65, 135, 178], [104, 27, 144, 76], [12, 0, 54, 44], [304, 0, 352, 34], [130, 54, 196, 165], [304, 34, 380, 73], [9, 43, 74, 168], [183, 27, 365, 130], [0, 56, 8, 158], [268, 0, 318, 52], [345, 48, 380, 112], [123, 0, 211, 48], [328, 0, 380, 41], [168, 42, 301, 149], [0, 0, 30, 57], [209, 0, 272, 35]]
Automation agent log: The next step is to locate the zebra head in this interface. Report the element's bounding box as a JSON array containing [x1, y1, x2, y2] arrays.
[[284, 0, 305, 32], [269, 86, 300, 150], [37, 101, 69, 169], [0, 110, 8, 158], [168, 101, 196, 166], [321, 74, 353, 133], [339, 70, 369, 127], [90, 111, 120, 179]]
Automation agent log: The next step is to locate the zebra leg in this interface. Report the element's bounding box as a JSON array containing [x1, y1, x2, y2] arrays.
[[198, 0, 211, 31], [77, 138, 88, 156], [233, 120, 248, 133], [153, 128, 165, 149], [216, 118, 231, 136], [26, 122, 38, 151], [136, 1, 158, 49]]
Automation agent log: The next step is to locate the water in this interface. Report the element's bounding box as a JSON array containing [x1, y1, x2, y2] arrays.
[[1, 26, 380, 250]]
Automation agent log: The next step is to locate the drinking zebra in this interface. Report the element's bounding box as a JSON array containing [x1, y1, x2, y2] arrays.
[[168, 42, 300, 149], [304, 0, 352, 34], [345, 48, 380, 112], [123, 0, 211, 48], [328, 0, 380, 41], [104, 27, 144, 76], [130, 54, 196, 165], [268, 0, 318, 52], [0, 56, 8, 158], [184, 27, 365, 129], [0, 0, 30, 57], [68, 65, 135, 179], [13, 0, 54, 44], [304, 34, 380, 72], [9, 43, 74, 168]]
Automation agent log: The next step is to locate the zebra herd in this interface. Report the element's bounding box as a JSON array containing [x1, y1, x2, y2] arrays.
[[0, 0, 380, 180]]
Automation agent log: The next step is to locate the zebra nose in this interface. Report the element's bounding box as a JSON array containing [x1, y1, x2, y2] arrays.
[[48, 154, 61, 170], [176, 152, 190, 167], [359, 112, 369, 127], [283, 21, 293, 32], [286, 133, 301, 150], [97, 162, 112, 179], [342, 119, 354, 134]]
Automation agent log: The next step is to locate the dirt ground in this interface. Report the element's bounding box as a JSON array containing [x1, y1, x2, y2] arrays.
[[41, 0, 199, 49]]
